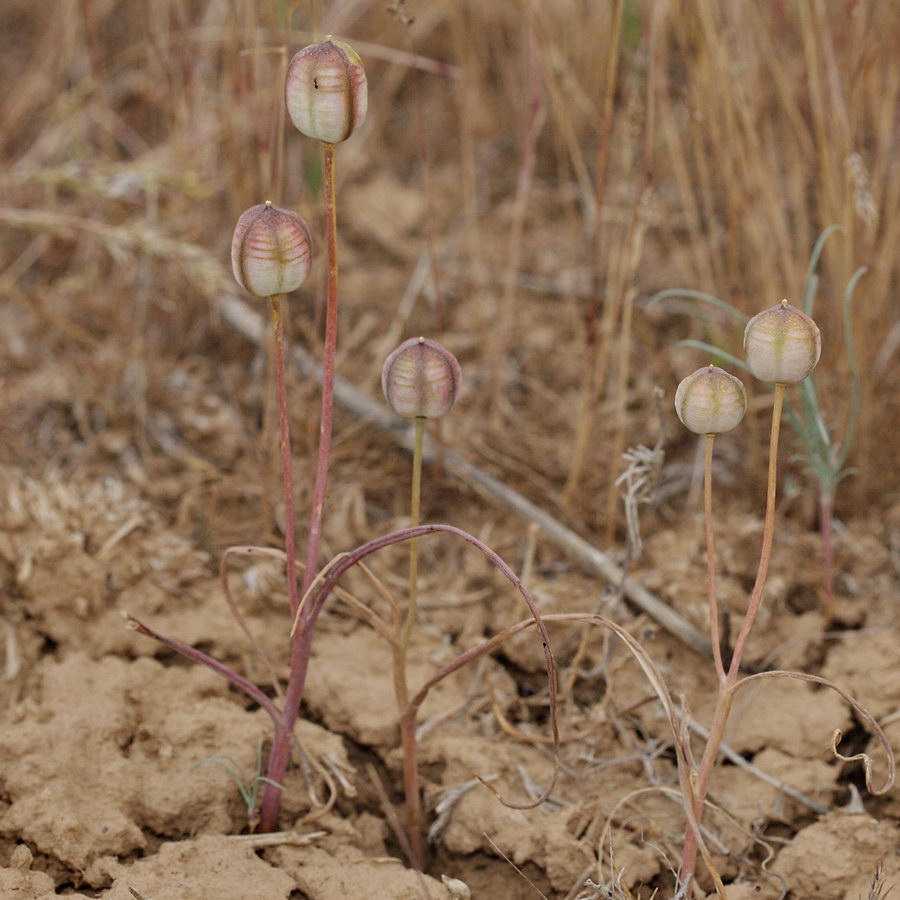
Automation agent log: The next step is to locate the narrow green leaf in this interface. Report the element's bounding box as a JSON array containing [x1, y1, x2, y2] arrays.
[[646, 288, 749, 325], [676, 339, 750, 372]]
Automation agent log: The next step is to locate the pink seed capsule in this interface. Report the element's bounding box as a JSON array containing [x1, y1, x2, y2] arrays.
[[675, 365, 747, 434], [231, 202, 312, 298], [285, 39, 368, 145], [382, 337, 462, 419], [743, 300, 821, 383]]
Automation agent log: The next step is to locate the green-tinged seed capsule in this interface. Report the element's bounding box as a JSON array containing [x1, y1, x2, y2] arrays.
[[675, 365, 747, 435], [285, 39, 368, 145], [382, 337, 462, 419], [231, 202, 312, 298], [743, 300, 821, 383]]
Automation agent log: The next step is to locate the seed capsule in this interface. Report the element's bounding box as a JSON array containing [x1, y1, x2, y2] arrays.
[[675, 365, 747, 434], [382, 337, 462, 419], [231, 202, 312, 298], [743, 300, 821, 383], [285, 39, 368, 145]]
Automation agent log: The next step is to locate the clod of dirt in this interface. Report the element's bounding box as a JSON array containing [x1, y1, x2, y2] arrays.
[[822, 630, 900, 720], [99, 834, 296, 899], [709, 746, 838, 831], [423, 731, 595, 891], [770, 812, 900, 900], [304, 626, 472, 747], [723, 676, 851, 758], [266, 843, 461, 900], [0, 843, 90, 899], [0, 652, 269, 875]]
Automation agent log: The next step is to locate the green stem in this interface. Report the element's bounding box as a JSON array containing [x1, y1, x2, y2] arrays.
[[396, 415, 425, 869], [401, 417, 426, 654]]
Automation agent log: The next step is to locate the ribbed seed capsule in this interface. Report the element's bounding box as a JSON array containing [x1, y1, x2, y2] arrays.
[[382, 337, 462, 419], [675, 365, 747, 434], [231, 202, 312, 298], [285, 39, 368, 144], [743, 300, 821, 383]]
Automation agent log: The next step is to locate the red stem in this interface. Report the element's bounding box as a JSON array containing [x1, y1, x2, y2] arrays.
[[126, 614, 281, 726], [271, 296, 301, 619], [679, 383, 785, 883], [400, 713, 424, 869], [259, 142, 340, 832], [300, 142, 338, 601], [724, 383, 784, 680]]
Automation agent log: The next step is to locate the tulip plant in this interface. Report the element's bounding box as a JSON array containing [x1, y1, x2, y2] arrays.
[[123, 32, 893, 893], [127, 38, 560, 860], [672, 301, 893, 892]]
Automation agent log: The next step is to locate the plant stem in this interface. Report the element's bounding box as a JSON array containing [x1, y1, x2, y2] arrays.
[[285, 521, 560, 862], [725, 383, 784, 677], [401, 416, 425, 658], [394, 415, 426, 868], [259, 141, 340, 833], [399, 709, 424, 870], [679, 382, 785, 883], [819, 484, 835, 624], [270, 296, 301, 619], [126, 615, 282, 726], [301, 141, 339, 601], [704, 433, 725, 682]]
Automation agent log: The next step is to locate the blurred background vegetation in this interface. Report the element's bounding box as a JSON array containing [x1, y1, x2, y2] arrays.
[[1, 0, 897, 550]]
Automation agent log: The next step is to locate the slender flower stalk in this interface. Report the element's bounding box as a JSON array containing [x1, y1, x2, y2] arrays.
[[703, 433, 725, 682], [401, 416, 425, 659], [679, 384, 784, 882], [678, 301, 820, 885], [301, 142, 339, 601], [724, 384, 785, 673], [259, 40, 368, 831], [224, 200, 313, 833], [394, 416, 425, 867], [230, 202, 312, 626], [258, 142, 341, 832], [270, 296, 300, 620], [392, 414, 426, 725], [381, 336, 462, 867]]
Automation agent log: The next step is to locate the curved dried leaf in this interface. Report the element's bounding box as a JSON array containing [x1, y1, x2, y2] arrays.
[[733, 670, 895, 795]]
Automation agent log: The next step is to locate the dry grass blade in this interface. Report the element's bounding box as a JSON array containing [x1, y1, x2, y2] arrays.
[[483, 832, 550, 899]]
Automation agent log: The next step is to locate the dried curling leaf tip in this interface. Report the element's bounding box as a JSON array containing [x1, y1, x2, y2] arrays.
[[675, 365, 747, 434], [285, 39, 368, 145], [743, 300, 821, 383], [382, 337, 462, 419], [231, 202, 312, 298]]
